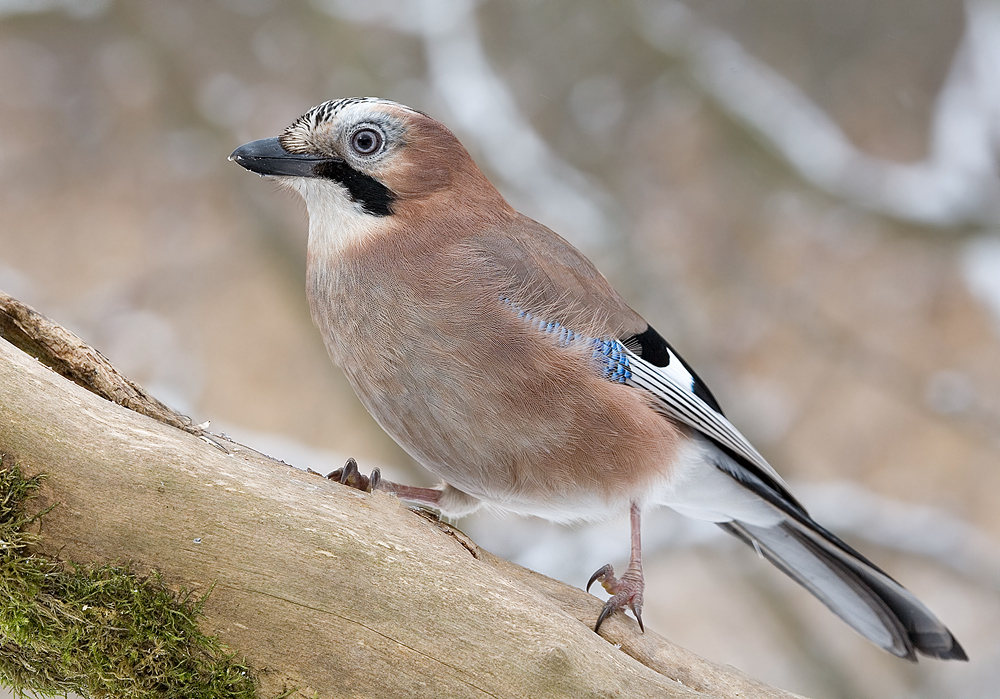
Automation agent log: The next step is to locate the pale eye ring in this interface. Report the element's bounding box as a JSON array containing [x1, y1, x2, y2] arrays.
[[350, 127, 383, 155]]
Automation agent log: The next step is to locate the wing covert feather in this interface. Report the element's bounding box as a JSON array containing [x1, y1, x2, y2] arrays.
[[467, 214, 648, 340]]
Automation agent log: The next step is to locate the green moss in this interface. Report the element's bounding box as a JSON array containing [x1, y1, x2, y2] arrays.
[[0, 459, 260, 699]]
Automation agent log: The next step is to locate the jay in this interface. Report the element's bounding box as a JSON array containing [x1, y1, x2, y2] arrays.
[[231, 97, 966, 662]]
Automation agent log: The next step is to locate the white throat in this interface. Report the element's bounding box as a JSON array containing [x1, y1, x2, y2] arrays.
[[285, 177, 386, 258]]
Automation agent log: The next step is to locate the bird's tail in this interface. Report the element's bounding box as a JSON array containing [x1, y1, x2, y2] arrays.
[[718, 516, 967, 661]]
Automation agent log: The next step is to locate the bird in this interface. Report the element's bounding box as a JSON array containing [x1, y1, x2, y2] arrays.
[[230, 96, 967, 662]]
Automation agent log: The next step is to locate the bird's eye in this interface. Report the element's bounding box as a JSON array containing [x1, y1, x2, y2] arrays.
[[350, 128, 383, 155]]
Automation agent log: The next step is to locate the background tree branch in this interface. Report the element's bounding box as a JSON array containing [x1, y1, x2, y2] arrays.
[[0, 292, 805, 698]]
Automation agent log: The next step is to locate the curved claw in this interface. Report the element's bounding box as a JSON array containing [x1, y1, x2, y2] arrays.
[[327, 458, 380, 493], [594, 600, 616, 633], [593, 595, 645, 634], [339, 457, 359, 485], [587, 564, 613, 592]]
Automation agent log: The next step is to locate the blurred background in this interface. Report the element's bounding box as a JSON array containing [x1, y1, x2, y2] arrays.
[[2, 0, 999, 697]]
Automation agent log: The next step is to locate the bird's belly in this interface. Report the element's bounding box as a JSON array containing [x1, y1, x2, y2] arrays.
[[339, 338, 684, 522]]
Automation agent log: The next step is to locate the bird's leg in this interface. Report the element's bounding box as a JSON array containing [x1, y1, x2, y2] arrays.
[[376, 481, 443, 507], [587, 502, 645, 632], [325, 458, 443, 506]]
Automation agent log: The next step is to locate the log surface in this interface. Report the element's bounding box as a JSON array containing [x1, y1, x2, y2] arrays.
[[0, 293, 804, 699]]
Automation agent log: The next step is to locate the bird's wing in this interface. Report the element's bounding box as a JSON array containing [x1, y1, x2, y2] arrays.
[[619, 335, 806, 513], [471, 216, 968, 661], [470, 214, 804, 514]]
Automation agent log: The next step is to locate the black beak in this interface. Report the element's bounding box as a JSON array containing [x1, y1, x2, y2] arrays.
[[229, 137, 339, 177]]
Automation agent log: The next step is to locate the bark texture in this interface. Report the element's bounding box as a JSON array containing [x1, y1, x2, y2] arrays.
[[0, 293, 804, 699]]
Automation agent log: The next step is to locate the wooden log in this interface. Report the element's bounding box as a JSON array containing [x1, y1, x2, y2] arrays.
[[0, 293, 803, 698]]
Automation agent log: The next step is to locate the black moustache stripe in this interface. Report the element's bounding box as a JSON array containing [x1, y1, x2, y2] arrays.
[[314, 160, 395, 217]]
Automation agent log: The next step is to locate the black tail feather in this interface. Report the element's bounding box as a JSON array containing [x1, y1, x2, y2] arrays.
[[719, 518, 967, 661]]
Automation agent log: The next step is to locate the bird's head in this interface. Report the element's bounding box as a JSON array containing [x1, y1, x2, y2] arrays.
[[230, 98, 508, 233]]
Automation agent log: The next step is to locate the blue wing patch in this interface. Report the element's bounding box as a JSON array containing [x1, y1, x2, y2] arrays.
[[501, 297, 632, 383]]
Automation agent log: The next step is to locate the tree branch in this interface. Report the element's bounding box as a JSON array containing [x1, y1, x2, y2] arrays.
[[0, 292, 804, 698]]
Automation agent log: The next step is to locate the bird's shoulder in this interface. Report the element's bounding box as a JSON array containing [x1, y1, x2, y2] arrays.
[[459, 213, 648, 341]]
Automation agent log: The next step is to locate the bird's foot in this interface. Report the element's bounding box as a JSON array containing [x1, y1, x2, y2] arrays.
[[323, 459, 446, 510], [326, 457, 381, 493], [587, 562, 645, 632]]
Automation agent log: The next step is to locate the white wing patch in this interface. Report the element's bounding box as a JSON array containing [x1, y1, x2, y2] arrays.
[[658, 343, 698, 394], [622, 346, 790, 492]]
